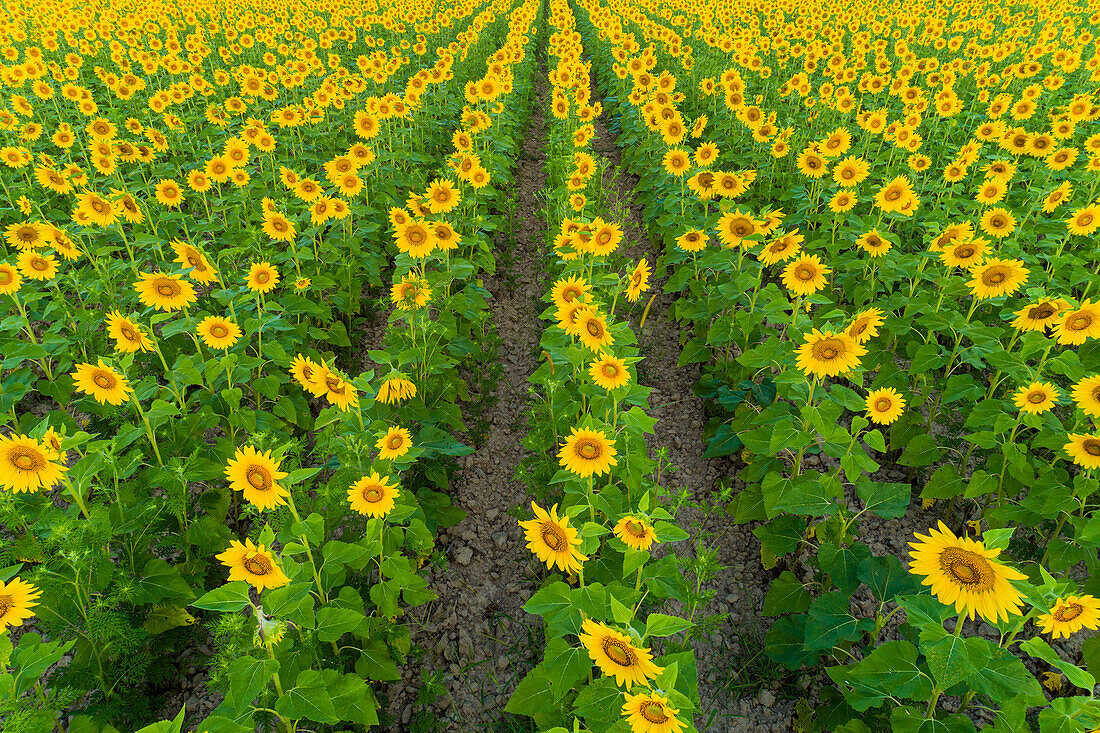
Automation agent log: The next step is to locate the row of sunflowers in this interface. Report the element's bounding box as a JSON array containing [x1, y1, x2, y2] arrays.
[[0, 0, 543, 729], [575, 0, 1100, 729]]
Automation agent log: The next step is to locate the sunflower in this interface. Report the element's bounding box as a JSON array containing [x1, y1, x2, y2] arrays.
[[662, 148, 690, 177], [347, 472, 399, 518], [590, 220, 624, 256], [247, 262, 280, 294], [832, 156, 869, 187], [579, 619, 664, 688], [518, 501, 587, 573], [626, 259, 651, 302], [0, 262, 22, 295], [614, 516, 657, 551], [551, 276, 589, 309], [154, 179, 184, 208], [0, 577, 41, 631], [829, 191, 857, 213], [216, 539, 289, 591], [1054, 300, 1100, 345], [5, 221, 45, 250], [1064, 434, 1100, 470], [1010, 299, 1067, 332], [171, 240, 218, 284], [621, 691, 685, 733], [781, 254, 831, 296], [796, 149, 827, 178], [846, 307, 884, 343], [42, 426, 66, 463], [865, 387, 905, 425], [323, 369, 359, 412], [71, 360, 133, 405], [908, 521, 1028, 622], [716, 210, 759, 249], [376, 376, 416, 404], [1071, 375, 1100, 418], [225, 445, 290, 510], [1013, 382, 1059, 415], [558, 427, 618, 477], [758, 231, 804, 266], [105, 311, 153, 352], [979, 208, 1016, 238], [425, 178, 460, 214], [676, 230, 708, 253], [1066, 205, 1100, 236], [395, 220, 434, 258], [390, 273, 432, 310], [133, 273, 197, 311], [289, 355, 328, 397], [197, 316, 242, 349], [262, 212, 296, 242], [1042, 182, 1072, 213], [75, 191, 117, 226], [0, 433, 67, 493], [856, 229, 892, 257], [577, 310, 614, 352], [967, 258, 1028, 300], [15, 248, 56, 281], [1038, 596, 1100, 640], [376, 426, 412, 460], [874, 176, 915, 213], [796, 330, 866, 378], [590, 355, 631, 391]]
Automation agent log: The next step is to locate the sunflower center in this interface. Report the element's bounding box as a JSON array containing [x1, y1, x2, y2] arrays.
[[0, 270, 11, 285], [602, 637, 637, 667], [625, 520, 647, 537], [1079, 214, 1095, 227], [795, 266, 815, 281], [1030, 304, 1055, 319], [602, 363, 620, 378], [156, 281, 180, 297], [243, 554, 272, 576], [1084, 439, 1100, 457], [563, 286, 580, 302], [812, 339, 843, 361], [874, 398, 892, 411], [577, 439, 601, 460], [31, 257, 48, 271], [939, 547, 993, 589], [211, 324, 229, 338], [956, 245, 975, 259], [1053, 602, 1083, 622], [92, 372, 115, 389], [982, 267, 1008, 286], [586, 320, 604, 338], [246, 466, 272, 491], [0, 595, 12, 615], [540, 521, 566, 552], [990, 215, 1007, 228], [851, 321, 868, 336], [256, 272, 269, 284], [639, 701, 669, 724], [1027, 392, 1047, 404], [363, 485, 383, 503], [387, 435, 404, 450], [10, 446, 45, 472], [1068, 314, 1093, 331]]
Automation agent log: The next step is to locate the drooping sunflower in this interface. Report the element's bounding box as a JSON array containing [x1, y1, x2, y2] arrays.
[[781, 254, 831, 296], [1064, 433, 1100, 470], [1013, 382, 1059, 415], [376, 426, 413, 460], [0, 433, 67, 493], [865, 388, 905, 425], [614, 516, 658, 551], [1071, 375, 1100, 418], [0, 576, 41, 630], [967, 258, 1028, 299], [216, 539, 290, 591], [796, 330, 866, 378], [846, 307, 885, 344], [518, 501, 587, 574], [0, 262, 22, 295], [579, 619, 664, 688], [133, 272, 197, 312], [1011, 299, 1068, 332], [558, 426, 618, 477], [172, 240, 218, 284], [908, 521, 1028, 622], [247, 262, 280, 294], [71, 360, 133, 405], [590, 355, 631, 391], [621, 691, 685, 733], [347, 472, 399, 518], [197, 316, 242, 349], [104, 311, 153, 353], [376, 376, 416, 404], [225, 445, 290, 510], [1038, 596, 1100, 640], [551, 276, 589, 309], [322, 369, 359, 411], [1054, 300, 1100, 345], [626, 259, 651, 302]]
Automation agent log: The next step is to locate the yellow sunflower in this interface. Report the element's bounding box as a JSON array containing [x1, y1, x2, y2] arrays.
[[172, 240, 218, 284], [579, 619, 664, 688], [17, 250, 58, 280], [0, 433, 67, 493], [0, 262, 22, 295], [376, 426, 413, 460], [908, 521, 1028, 622], [1012, 299, 1069, 332], [675, 230, 708, 253], [1066, 205, 1100, 236], [154, 179, 185, 208], [424, 178, 460, 214], [558, 427, 618, 477], [796, 330, 866, 378], [866, 388, 905, 425], [105, 311, 153, 353], [1064, 434, 1100, 470], [390, 273, 432, 310], [551, 276, 589, 310], [376, 376, 416, 404], [518, 501, 587, 574], [590, 355, 630, 391], [70, 360, 133, 405], [216, 539, 290, 591], [846, 307, 885, 344], [621, 691, 686, 733], [347, 472, 399, 518], [1013, 382, 1059, 415], [289, 355, 328, 397], [1038, 596, 1100, 640], [197, 316, 242, 349], [1071, 375, 1100, 418], [856, 229, 892, 258], [224, 445, 290, 510], [781, 254, 830, 296], [1054, 300, 1100, 345], [967, 258, 1028, 300], [614, 516, 658, 551], [577, 310, 614, 352], [626, 259, 651, 302], [322, 369, 359, 412], [133, 272, 197, 311], [247, 262, 280, 294], [0, 577, 41, 630]]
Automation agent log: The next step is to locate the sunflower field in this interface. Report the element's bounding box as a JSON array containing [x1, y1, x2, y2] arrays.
[[2, 0, 1100, 729]]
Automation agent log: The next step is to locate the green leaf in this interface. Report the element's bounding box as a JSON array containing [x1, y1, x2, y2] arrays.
[[192, 581, 252, 613], [275, 670, 338, 723], [328, 673, 379, 726], [315, 607, 365, 642], [227, 656, 278, 711], [132, 706, 186, 733], [644, 613, 692, 638], [859, 555, 920, 602], [920, 625, 992, 690], [524, 581, 572, 618], [572, 676, 623, 724], [543, 638, 589, 697], [1020, 637, 1096, 691], [856, 479, 911, 519], [138, 558, 195, 603], [828, 640, 932, 711], [804, 592, 873, 651], [761, 571, 811, 616], [357, 639, 400, 681], [504, 667, 553, 716], [970, 646, 1045, 706]]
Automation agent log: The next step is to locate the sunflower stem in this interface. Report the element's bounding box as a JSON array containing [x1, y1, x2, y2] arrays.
[[129, 395, 163, 466], [61, 474, 91, 520]]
